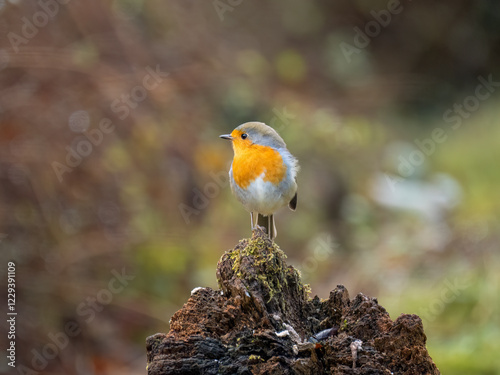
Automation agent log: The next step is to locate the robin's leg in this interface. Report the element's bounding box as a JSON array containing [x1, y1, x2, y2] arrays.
[[266, 215, 276, 240], [250, 212, 258, 230]]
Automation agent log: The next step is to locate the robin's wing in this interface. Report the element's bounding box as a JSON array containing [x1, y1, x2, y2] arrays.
[[288, 192, 297, 211]]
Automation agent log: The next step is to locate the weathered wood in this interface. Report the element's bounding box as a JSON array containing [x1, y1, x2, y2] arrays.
[[146, 228, 440, 374]]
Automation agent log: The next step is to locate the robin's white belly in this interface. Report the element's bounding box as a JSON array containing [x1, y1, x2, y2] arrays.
[[230, 172, 295, 216]]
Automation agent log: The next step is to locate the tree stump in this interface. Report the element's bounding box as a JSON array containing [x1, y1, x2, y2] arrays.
[[146, 228, 440, 374]]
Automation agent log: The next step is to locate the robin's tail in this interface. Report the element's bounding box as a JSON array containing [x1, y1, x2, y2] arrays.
[[257, 213, 276, 240]]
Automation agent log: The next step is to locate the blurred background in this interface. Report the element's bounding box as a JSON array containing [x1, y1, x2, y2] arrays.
[[0, 0, 499, 374]]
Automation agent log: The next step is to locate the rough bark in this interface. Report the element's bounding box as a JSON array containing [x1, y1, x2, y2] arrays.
[[146, 228, 440, 374]]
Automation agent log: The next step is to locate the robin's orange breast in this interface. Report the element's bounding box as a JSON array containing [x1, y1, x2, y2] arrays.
[[232, 144, 287, 189]]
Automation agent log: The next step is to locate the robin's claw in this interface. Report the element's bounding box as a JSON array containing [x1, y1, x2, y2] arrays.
[[255, 225, 267, 233]]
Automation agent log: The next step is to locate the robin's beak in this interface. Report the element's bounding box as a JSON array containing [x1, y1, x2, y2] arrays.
[[219, 134, 233, 140]]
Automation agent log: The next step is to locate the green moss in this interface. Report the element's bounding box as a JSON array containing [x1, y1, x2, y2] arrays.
[[341, 319, 348, 331], [224, 230, 311, 317], [302, 283, 312, 296], [229, 234, 291, 303], [248, 354, 264, 362]]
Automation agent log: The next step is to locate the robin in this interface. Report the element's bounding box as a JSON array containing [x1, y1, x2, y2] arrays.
[[220, 122, 299, 239]]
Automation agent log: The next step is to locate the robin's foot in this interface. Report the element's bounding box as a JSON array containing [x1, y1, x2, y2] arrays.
[[255, 225, 267, 233]]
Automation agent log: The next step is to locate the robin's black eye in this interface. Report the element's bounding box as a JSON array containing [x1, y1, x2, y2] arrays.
[[241, 133, 248, 140]]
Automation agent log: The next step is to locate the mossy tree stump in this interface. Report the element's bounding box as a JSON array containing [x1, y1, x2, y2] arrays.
[[146, 228, 440, 374]]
